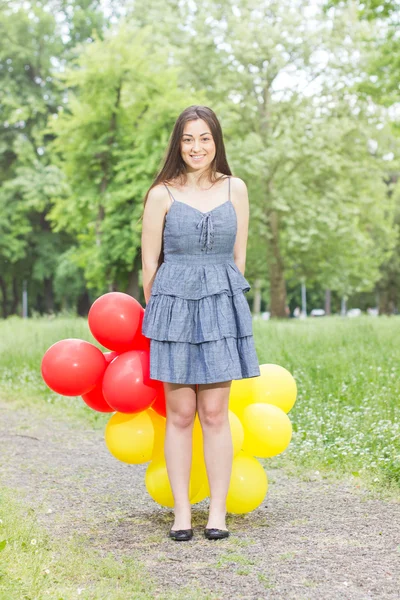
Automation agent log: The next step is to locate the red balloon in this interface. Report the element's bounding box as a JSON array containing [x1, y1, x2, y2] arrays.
[[151, 389, 166, 418], [102, 349, 161, 413], [41, 339, 106, 396], [81, 350, 120, 412], [132, 309, 151, 351], [104, 351, 119, 364], [88, 292, 143, 353], [82, 381, 114, 413]]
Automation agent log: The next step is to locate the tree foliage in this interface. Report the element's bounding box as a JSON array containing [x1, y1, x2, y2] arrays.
[[0, 0, 399, 317]]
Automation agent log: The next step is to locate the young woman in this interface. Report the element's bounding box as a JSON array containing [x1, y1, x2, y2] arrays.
[[141, 105, 260, 541]]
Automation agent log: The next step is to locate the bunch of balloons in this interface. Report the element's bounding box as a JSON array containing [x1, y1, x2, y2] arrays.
[[224, 363, 296, 513], [41, 292, 297, 514]]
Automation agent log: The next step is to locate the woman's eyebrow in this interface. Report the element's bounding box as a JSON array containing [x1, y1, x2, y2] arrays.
[[182, 132, 211, 137]]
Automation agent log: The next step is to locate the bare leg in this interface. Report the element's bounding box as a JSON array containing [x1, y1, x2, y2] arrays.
[[164, 382, 197, 530], [197, 381, 233, 530]]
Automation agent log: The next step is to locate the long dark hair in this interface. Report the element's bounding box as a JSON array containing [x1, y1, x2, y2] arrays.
[[140, 105, 232, 220]]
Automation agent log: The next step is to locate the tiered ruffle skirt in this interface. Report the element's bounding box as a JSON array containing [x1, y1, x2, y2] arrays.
[[142, 260, 260, 384]]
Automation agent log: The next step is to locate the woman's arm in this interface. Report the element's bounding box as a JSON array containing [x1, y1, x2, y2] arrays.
[[232, 177, 250, 276], [141, 185, 168, 305]]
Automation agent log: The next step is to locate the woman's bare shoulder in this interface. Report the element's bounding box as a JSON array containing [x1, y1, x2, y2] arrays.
[[231, 175, 247, 196], [228, 175, 247, 189], [146, 183, 169, 214]]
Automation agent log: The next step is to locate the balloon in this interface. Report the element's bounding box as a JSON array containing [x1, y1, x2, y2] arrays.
[[242, 403, 292, 458], [147, 412, 208, 500], [132, 309, 151, 351], [105, 411, 154, 464], [190, 481, 209, 504], [192, 415, 204, 465], [190, 413, 242, 495], [228, 377, 257, 420], [82, 380, 113, 413], [151, 388, 166, 418], [41, 338, 106, 396], [252, 363, 297, 413], [104, 351, 119, 364], [190, 456, 208, 500], [102, 349, 161, 413], [81, 350, 119, 412], [192, 409, 243, 459], [229, 410, 244, 456], [145, 457, 175, 507], [88, 292, 143, 353], [147, 408, 166, 459], [226, 453, 268, 514], [145, 457, 202, 507]]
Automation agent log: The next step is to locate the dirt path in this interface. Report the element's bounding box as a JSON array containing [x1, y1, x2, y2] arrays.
[[1, 400, 399, 600]]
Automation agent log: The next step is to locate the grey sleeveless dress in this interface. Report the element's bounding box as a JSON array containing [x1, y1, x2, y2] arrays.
[[142, 176, 261, 384]]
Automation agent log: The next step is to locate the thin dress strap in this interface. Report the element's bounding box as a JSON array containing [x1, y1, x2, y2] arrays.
[[228, 176, 231, 202], [163, 182, 176, 203]]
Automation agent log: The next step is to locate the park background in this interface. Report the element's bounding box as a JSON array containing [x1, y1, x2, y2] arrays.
[[1, 0, 400, 319], [0, 1, 400, 598], [1, 0, 399, 495]]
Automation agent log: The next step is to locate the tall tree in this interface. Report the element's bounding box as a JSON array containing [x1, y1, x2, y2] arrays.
[[47, 22, 206, 294], [169, 0, 399, 316], [0, 0, 108, 316]]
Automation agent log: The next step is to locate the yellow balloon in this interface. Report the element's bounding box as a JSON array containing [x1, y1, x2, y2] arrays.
[[190, 451, 209, 504], [192, 415, 204, 464], [147, 408, 166, 459], [145, 456, 204, 507], [190, 458, 208, 498], [192, 413, 242, 455], [228, 376, 258, 420], [242, 403, 292, 458], [191, 481, 209, 504], [226, 452, 268, 514], [105, 411, 154, 464], [145, 457, 174, 507], [252, 363, 297, 413], [191, 417, 210, 495], [228, 410, 244, 456]]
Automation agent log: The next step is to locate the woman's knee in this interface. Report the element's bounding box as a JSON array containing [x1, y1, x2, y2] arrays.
[[198, 404, 228, 429], [165, 383, 197, 429], [167, 404, 196, 429]]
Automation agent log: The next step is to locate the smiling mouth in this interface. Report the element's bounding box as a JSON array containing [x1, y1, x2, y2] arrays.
[[191, 155, 206, 159]]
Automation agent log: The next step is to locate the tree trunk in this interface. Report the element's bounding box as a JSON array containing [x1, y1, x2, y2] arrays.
[[324, 289, 331, 315], [378, 290, 395, 315], [341, 296, 347, 316], [377, 280, 397, 315], [77, 290, 91, 316], [252, 278, 262, 315], [44, 278, 55, 312], [11, 277, 19, 315], [96, 83, 122, 249], [267, 210, 287, 318], [0, 276, 8, 318], [126, 252, 141, 299]]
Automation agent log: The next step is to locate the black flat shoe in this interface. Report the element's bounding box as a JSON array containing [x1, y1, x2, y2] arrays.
[[169, 528, 193, 542], [204, 528, 230, 540]]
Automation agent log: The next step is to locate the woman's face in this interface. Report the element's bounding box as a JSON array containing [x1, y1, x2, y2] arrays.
[[180, 119, 216, 173]]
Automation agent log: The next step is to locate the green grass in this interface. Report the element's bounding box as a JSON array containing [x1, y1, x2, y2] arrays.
[[0, 314, 111, 430], [0, 486, 155, 600], [253, 315, 400, 494], [0, 314, 399, 494], [0, 314, 399, 596], [0, 487, 220, 600]]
